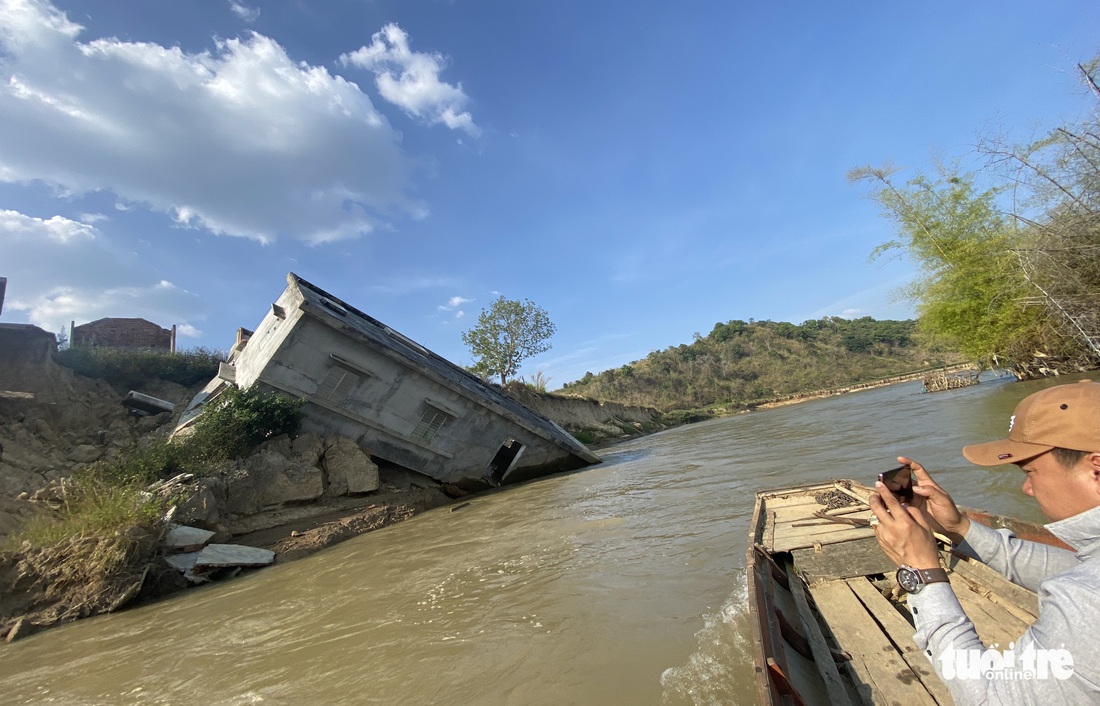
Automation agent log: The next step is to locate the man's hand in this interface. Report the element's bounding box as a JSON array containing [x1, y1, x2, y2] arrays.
[[899, 456, 971, 544], [869, 479, 941, 569]]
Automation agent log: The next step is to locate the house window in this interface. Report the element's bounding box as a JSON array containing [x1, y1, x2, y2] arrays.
[[412, 409, 450, 443], [316, 367, 359, 405]]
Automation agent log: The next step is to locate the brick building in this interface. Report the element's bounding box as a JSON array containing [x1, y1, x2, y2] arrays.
[[70, 318, 176, 352]]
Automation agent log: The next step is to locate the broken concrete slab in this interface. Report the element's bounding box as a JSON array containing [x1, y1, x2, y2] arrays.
[[122, 391, 176, 416], [165, 525, 215, 552], [193, 544, 275, 568], [164, 551, 213, 585], [165, 552, 199, 572]]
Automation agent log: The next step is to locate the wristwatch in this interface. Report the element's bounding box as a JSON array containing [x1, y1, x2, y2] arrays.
[[896, 565, 949, 594]]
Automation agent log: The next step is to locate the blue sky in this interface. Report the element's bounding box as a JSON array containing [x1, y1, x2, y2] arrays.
[[1, 1, 1098, 387]]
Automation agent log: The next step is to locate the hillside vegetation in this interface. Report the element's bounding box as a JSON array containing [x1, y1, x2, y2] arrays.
[[559, 317, 955, 411]]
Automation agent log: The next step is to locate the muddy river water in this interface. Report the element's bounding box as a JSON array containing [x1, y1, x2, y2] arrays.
[[2, 372, 1081, 705]]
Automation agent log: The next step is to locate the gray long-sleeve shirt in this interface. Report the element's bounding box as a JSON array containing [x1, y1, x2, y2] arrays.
[[908, 504, 1100, 704]]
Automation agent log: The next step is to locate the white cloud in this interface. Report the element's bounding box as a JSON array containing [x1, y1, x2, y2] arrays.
[[0, 0, 422, 245], [340, 24, 479, 136], [437, 295, 472, 319], [228, 1, 260, 23], [0, 209, 95, 243], [0, 209, 205, 336]]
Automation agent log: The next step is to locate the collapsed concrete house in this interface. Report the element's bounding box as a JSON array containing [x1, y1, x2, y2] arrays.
[[175, 273, 600, 488], [70, 318, 176, 352]]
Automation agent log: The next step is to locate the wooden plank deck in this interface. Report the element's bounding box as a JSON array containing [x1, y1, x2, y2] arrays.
[[785, 560, 855, 706], [947, 554, 1039, 621], [766, 506, 877, 553], [810, 580, 944, 705], [845, 578, 953, 705], [947, 572, 1033, 649], [791, 536, 897, 584]]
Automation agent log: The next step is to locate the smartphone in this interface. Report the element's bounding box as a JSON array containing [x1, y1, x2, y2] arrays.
[[879, 465, 914, 502]]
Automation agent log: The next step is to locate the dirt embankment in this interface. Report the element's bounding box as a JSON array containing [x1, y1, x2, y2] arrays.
[[0, 354, 455, 641], [502, 385, 668, 445]]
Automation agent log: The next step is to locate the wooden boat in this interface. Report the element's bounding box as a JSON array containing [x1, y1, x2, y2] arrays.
[[747, 479, 1067, 705]]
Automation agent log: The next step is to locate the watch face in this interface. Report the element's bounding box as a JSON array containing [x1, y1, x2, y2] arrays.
[[897, 567, 921, 593]]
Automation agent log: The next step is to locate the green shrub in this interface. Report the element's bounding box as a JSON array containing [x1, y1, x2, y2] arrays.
[[186, 385, 305, 462], [76, 385, 306, 488], [663, 409, 715, 425], [571, 429, 596, 444], [94, 442, 193, 487], [5, 384, 307, 623], [56, 347, 224, 388]]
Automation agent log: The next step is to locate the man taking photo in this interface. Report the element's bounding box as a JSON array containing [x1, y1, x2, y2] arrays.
[[870, 379, 1100, 704]]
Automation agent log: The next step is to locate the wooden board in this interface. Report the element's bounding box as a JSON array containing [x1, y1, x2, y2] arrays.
[[761, 486, 877, 553], [771, 522, 877, 553], [810, 580, 940, 706], [947, 554, 1039, 621], [947, 572, 1032, 649], [786, 563, 855, 705], [845, 578, 952, 705], [792, 537, 897, 584]]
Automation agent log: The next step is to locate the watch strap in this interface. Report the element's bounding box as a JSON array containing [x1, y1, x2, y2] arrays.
[[915, 567, 949, 584]]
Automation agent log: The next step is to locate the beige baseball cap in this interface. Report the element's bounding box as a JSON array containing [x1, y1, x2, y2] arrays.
[[963, 380, 1100, 466]]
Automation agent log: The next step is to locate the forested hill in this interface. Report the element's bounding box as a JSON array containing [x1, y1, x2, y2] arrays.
[[558, 317, 954, 411]]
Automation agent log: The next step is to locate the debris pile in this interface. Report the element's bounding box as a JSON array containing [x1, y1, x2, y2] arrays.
[[162, 521, 274, 585], [921, 368, 980, 393]]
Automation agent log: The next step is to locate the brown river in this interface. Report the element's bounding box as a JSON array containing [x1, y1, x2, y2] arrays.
[[2, 372, 1080, 705]]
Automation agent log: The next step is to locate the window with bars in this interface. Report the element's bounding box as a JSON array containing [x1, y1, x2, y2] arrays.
[[315, 366, 360, 405], [411, 409, 450, 443]]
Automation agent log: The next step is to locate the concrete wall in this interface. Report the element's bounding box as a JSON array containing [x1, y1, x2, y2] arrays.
[[0, 324, 57, 372], [240, 310, 572, 484], [514, 392, 663, 429]]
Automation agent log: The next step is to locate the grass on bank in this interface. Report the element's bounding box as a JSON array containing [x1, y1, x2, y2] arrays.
[[4, 386, 305, 604], [56, 347, 225, 389]]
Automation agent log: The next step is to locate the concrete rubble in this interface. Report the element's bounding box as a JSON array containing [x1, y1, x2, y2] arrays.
[[162, 522, 275, 585], [122, 391, 176, 416]]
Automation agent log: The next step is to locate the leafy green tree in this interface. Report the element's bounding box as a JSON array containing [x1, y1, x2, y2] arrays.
[[849, 164, 1052, 370], [462, 296, 556, 385]]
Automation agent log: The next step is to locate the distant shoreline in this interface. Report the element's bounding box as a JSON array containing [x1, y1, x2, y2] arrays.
[[736, 363, 982, 412]]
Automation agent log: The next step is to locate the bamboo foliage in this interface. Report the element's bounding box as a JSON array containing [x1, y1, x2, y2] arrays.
[[851, 56, 1100, 379]]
